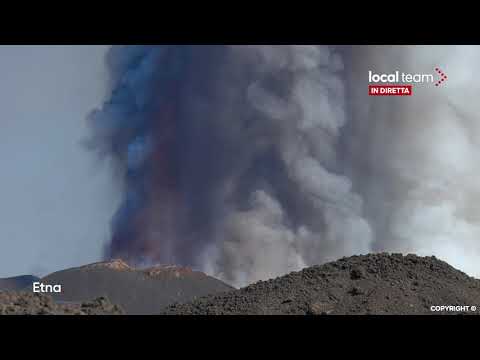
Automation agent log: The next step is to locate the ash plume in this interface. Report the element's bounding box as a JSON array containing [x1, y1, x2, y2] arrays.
[[88, 45, 373, 286], [89, 45, 480, 287]]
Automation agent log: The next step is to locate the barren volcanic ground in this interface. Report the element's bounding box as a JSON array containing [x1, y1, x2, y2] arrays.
[[0, 291, 123, 315], [2, 254, 480, 315], [40, 260, 234, 314], [162, 253, 480, 315]]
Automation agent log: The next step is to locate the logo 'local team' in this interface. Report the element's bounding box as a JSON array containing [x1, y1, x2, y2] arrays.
[[368, 70, 440, 96]]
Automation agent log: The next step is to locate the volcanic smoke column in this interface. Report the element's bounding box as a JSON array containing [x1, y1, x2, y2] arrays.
[[88, 45, 373, 287]]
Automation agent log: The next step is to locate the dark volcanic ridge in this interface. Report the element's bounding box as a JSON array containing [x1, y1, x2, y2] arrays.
[[40, 259, 234, 315], [0, 275, 40, 291], [162, 253, 480, 315], [0, 291, 123, 315]]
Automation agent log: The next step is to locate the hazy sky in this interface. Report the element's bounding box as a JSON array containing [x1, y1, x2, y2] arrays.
[[0, 45, 120, 277]]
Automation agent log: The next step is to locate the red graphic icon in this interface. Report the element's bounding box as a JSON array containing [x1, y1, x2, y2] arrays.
[[435, 68, 448, 86]]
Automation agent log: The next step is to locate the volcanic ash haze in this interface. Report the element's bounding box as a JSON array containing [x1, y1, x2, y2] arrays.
[[89, 45, 480, 287], [347, 45, 480, 278]]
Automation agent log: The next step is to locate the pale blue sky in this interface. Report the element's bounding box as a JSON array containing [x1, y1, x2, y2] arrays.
[[0, 45, 120, 277]]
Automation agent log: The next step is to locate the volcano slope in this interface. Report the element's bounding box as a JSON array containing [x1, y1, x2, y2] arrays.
[[162, 253, 480, 315], [40, 260, 234, 315]]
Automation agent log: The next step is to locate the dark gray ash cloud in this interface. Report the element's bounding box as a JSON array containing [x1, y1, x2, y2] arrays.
[[89, 45, 480, 287]]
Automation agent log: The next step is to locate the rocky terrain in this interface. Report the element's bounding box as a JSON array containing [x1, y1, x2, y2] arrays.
[[162, 253, 480, 315], [3, 253, 480, 315], [0, 291, 123, 315]]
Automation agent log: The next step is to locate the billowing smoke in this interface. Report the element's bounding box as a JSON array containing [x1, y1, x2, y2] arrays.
[[88, 45, 373, 286], [89, 45, 480, 287]]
